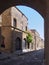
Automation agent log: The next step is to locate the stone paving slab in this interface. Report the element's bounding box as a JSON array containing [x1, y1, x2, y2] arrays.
[[0, 49, 44, 65]]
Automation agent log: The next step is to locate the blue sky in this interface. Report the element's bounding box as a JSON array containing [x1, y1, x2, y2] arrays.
[[16, 6, 44, 39]]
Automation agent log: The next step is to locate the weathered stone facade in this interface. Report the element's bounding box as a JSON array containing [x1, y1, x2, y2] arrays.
[[0, 7, 28, 53], [30, 29, 44, 50]]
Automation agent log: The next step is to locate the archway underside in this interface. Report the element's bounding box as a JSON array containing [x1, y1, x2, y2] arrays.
[[0, 0, 46, 17]]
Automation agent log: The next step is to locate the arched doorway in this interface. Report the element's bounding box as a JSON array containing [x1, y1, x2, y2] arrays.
[[15, 37, 21, 50], [23, 38, 27, 49]]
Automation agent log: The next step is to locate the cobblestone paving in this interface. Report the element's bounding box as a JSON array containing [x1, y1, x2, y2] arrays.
[[0, 49, 44, 65]]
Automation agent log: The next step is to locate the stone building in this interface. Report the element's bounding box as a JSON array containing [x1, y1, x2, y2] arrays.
[[0, 7, 44, 53], [0, 7, 28, 53], [26, 30, 35, 50], [30, 29, 44, 50], [23, 29, 44, 52]]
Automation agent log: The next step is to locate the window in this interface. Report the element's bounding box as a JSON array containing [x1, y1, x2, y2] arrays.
[[13, 18, 16, 27], [26, 26, 27, 31], [1, 35, 5, 48]]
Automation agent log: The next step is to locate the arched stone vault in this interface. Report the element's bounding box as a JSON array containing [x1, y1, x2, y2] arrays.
[[0, 0, 49, 65], [0, 0, 46, 18]]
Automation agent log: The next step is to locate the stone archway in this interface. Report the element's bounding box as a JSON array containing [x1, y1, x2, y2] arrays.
[[0, 0, 46, 17], [0, 0, 49, 65]]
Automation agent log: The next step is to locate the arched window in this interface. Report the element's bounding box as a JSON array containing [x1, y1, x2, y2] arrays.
[[13, 18, 17, 27], [26, 26, 27, 31]]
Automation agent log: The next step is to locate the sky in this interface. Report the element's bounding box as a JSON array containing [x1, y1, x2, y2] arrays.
[[16, 6, 44, 40]]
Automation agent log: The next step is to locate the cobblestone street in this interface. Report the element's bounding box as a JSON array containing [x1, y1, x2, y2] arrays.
[[0, 49, 44, 65]]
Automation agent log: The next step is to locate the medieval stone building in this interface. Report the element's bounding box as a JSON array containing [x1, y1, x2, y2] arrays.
[[30, 29, 44, 50], [0, 7, 28, 53], [0, 7, 44, 53]]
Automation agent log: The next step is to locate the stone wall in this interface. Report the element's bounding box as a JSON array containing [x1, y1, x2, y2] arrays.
[[30, 29, 44, 50], [1, 8, 12, 52], [0, 7, 28, 53]]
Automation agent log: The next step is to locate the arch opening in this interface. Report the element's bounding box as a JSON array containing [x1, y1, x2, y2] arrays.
[[0, 0, 46, 64], [0, 4, 44, 53], [0, 0, 46, 18], [15, 37, 21, 50]]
